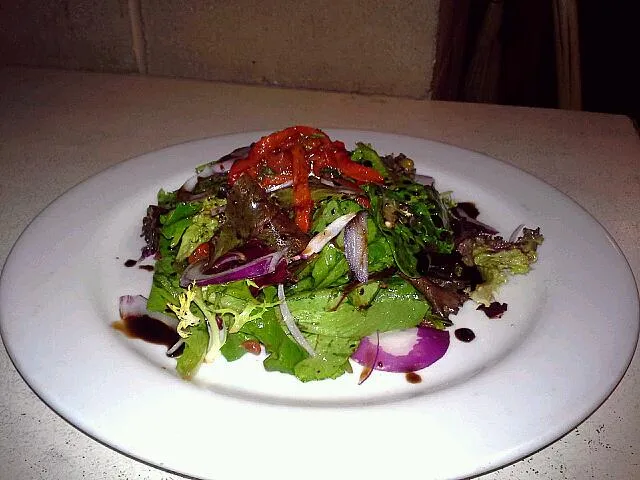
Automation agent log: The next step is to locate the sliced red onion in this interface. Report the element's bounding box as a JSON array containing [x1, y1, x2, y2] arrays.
[[182, 174, 199, 192], [204, 314, 227, 363], [180, 149, 246, 192], [318, 175, 363, 193], [181, 163, 227, 192], [318, 178, 360, 193], [277, 284, 316, 356], [118, 294, 179, 329], [415, 174, 435, 186], [357, 331, 379, 385], [352, 326, 450, 373], [509, 223, 526, 242], [251, 257, 289, 288], [265, 180, 294, 193], [313, 179, 361, 196], [451, 205, 499, 235], [294, 212, 357, 260], [319, 178, 340, 188], [176, 190, 212, 203], [203, 156, 239, 175], [180, 251, 285, 287], [206, 251, 247, 273], [216, 145, 251, 167], [344, 211, 368, 283]]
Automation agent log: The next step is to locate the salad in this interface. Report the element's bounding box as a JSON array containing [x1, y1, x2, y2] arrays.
[[118, 126, 543, 383]]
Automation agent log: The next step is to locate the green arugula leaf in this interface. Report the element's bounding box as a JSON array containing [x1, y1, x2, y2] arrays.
[[365, 182, 454, 277]]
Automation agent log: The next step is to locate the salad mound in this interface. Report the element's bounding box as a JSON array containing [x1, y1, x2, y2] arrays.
[[120, 126, 543, 382]]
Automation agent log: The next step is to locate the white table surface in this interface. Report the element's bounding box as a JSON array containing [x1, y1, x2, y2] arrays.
[[1, 67, 638, 480]]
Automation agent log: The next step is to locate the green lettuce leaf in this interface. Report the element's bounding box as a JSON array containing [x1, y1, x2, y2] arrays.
[[146, 235, 183, 313], [465, 228, 544, 305], [288, 276, 429, 339], [293, 335, 358, 382], [221, 307, 308, 375], [310, 243, 351, 289], [219, 331, 254, 362], [160, 202, 203, 248], [248, 308, 308, 375], [176, 321, 209, 379], [176, 197, 225, 261]]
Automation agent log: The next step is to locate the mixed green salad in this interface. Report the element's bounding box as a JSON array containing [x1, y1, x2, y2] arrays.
[[119, 126, 543, 383]]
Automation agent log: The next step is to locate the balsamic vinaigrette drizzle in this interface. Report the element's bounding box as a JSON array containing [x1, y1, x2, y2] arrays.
[[454, 327, 476, 343], [455, 201, 480, 218], [116, 259, 175, 351], [112, 315, 182, 352], [405, 372, 422, 384], [124, 258, 154, 271]]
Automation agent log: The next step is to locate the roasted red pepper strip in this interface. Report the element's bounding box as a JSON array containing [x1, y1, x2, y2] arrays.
[[188, 242, 210, 264], [228, 155, 257, 184], [355, 196, 371, 209], [229, 127, 323, 184], [291, 145, 313, 232], [227, 126, 385, 232], [333, 150, 384, 184], [251, 126, 327, 160]]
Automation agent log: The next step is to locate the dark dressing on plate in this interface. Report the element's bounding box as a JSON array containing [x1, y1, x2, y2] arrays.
[[112, 315, 180, 350], [454, 327, 476, 342]]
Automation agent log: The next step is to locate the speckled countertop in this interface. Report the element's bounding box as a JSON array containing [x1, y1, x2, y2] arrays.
[[1, 67, 639, 479]]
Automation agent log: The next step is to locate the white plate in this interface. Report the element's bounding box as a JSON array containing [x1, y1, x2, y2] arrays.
[[1, 130, 638, 480]]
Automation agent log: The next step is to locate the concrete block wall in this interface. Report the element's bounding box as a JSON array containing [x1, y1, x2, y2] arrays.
[[1, 0, 440, 98]]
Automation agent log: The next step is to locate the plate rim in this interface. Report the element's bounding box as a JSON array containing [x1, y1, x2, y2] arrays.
[[1, 129, 638, 480]]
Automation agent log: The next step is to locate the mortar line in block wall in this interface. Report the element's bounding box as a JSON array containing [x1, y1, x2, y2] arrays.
[[129, 0, 148, 74]]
